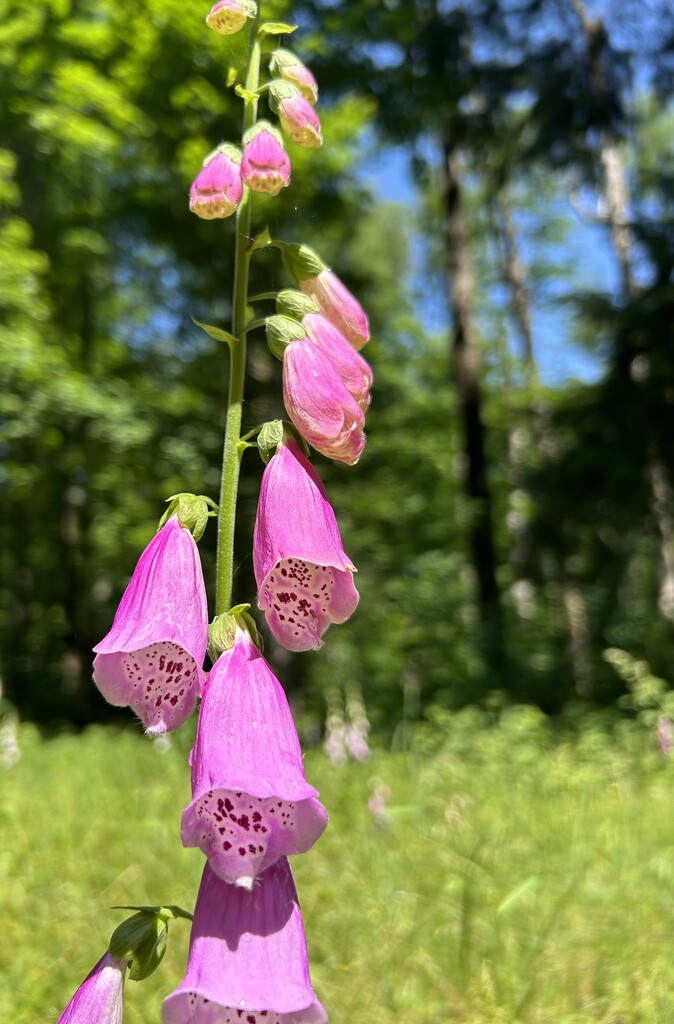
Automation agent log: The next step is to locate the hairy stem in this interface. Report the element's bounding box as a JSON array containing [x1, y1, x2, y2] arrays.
[[215, 12, 261, 616]]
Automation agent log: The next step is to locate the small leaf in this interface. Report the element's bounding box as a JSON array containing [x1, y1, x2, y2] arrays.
[[192, 318, 237, 347], [259, 21, 298, 35], [249, 226, 272, 253], [226, 66, 238, 87], [496, 876, 538, 915]]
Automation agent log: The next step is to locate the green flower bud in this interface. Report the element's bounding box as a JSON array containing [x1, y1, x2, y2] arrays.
[[159, 493, 218, 542]]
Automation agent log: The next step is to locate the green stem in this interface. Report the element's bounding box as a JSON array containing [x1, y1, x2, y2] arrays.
[[215, 11, 262, 617]]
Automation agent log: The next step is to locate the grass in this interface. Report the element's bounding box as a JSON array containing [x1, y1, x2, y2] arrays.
[[2, 706, 674, 1023]]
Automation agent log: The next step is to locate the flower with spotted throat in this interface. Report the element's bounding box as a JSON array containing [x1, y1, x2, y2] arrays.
[[181, 625, 327, 887], [162, 858, 326, 1024], [93, 515, 208, 734], [253, 437, 359, 651]]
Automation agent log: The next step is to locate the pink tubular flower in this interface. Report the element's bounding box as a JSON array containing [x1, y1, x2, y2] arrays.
[[57, 952, 126, 1024], [303, 312, 372, 410], [254, 437, 359, 651], [241, 124, 291, 196], [190, 146, 243, 220], [162, 858, 327, 1024], [283, 338, 366, 465], [206, 0, 255, 35], [299, 270, 370, 349], [181, 627, 327, 887], [93, 516, 208, 734], [271, 82, 322, 148]]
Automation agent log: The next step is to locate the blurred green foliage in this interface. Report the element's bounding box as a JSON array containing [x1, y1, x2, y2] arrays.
[[2, 717, 674, 1022], [1, 0, 674, 732]]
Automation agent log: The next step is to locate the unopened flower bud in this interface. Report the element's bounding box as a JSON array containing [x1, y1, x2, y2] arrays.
[[241, 121, 291, 196], [206, 0, 256, 35], [270, 80, 323, 148], [283, 338, 366, 464], [269, 49, 319, 105], [189, 144, 243, 220]]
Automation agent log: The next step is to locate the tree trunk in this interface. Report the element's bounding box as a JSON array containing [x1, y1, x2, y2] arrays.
[[442, 135, 504, 678]]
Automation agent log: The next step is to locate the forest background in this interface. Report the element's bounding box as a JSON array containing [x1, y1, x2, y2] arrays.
[[2, 0, 674, 742]]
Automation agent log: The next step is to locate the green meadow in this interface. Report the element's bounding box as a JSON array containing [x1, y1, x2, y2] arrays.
[[2, 709, 673, 1024]]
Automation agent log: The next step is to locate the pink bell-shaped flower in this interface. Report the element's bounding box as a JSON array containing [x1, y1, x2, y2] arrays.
[[162, 858, 327, 1024], [206, 0, 256, 36], [241, 122, 291, 196], [190, 145, 243, 220], [56, 952, 126, 1024], [283, 337, 366, 465], [254, 437, 359, 651], [93, 516, 208, 734], [270, 81, 322, 148], [181, 626, 327, 887], [303, 312, 372, 410]]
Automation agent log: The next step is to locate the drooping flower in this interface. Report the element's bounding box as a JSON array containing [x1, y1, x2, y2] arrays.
[[269, 49, 319, 105], [190, 145, 243, 220], [181, 627, 327, 887], [302, 312, 372, 410], [254, 437, 359, 651], [56, 952, 126, 1024], [241, 122, 291, 196], [206, 0, 256, 35], [270, 81, 322, 148], [283, 337, 366, 464], [162, 858, 327, 1024], [93, 516, 208, 734], [299, 270, 369, 349]]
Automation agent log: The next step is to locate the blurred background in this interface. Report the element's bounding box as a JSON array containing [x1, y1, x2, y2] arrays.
[[2, 0, 674, 736], [3, 2, 674, 1022]]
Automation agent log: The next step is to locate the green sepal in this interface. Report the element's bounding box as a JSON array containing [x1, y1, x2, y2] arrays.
[[192, 317, 237, 348], [276, 289, 319, 318], [269, 48, 301, 74], [108, 905, 191, 982], [259, 22, 297, 36], [268, 78, 300, 113], [159, 493, 218, 542], [112, 904, 193, 921], [265, 314, 305, 359], [276, 241, 327, 281], [257, 418, 309, 464], [208, 606, 263, 660], [202, 142, 242, 167]]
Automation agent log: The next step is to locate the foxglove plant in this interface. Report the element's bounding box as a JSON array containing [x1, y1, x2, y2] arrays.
[[57, 3, 373, 1022]]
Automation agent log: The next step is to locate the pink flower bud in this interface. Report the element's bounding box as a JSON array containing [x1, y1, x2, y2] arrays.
[[299, 269, 370, 349], [206, 0, 255, 35], [284, 338, 366, 465], [270, 48, 319, 105], [303, 312, 372, 410], [189, 145, 243, 220], [241, 122, 291, 196], [253, 438, 359, 651], [270, 81, 322, 148]]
